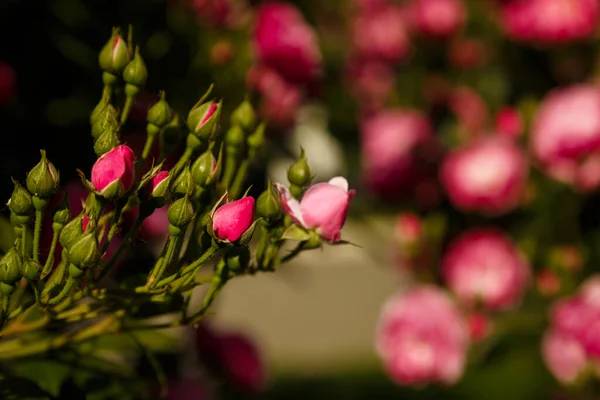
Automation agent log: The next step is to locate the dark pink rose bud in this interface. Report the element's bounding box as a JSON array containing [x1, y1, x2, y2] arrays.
[[408, 0, 466, 38], [495, 107, 523, 139], [530, 84, 600, 191], [440, 136, 528, 215], [217, 333, 267, 393], [212, 196, 255, 242], [375, 286, 469, 386], [467, 312, 490, 341], [91, 145, 136, 199], [542, 330, 588, 384], [360, 109, 434, 198], [253, 2, 322, 84], [148, 170, 169, 198], [352, 4, 411, 63], [499, 0, 599, 44], [276, 177, 355, 243], [82, 215, 90, 232], [0, 61, 16, 106], [441, 228, 530, 310]]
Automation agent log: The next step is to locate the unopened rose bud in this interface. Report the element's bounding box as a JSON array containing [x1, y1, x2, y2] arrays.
[[8, 180, 33, 216], [224, 246, 251, 273], [0, 247, 22, 284], [123, 47, 148, 96], [26, 150, 60, 200], [191, 149, 218, 187], [287, 149, 312, 187], [256, 181, 282, 221], [93, 125, 120, 157], [467, 312, 490, 341], [247, 123, 266, 155], [52, 196, 71, 228], [225, 125, 245, 152], [147, 92, 173, 132], [67, 232, 100, 268], [59, 214, 85, 249], [172, 166, 196, 197], [98, 30, 131, 75], [91, 145, 135, 200], [167, 196, 195, 233], [10, 212, 31, 227], [187, 100, 221, 141], [91, 104, 119, 141], [90, 86, 112, 125], [495, 107, 523, 139], [148, 170, 170, 202], [212, 197, 255, 243], [21, 258, 41, 280], [231, 99, 256, 131]]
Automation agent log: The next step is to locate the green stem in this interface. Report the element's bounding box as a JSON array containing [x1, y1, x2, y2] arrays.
[[33, 210, 43, 262], [186, 277, 224, 326], [142, 131, 158, 161], [221, 154, 237, 189], [97, 216, 145, 283], [156, 241, 219, 288], [169, 147, 194, 183], [41, 229, 60, 279], [42, 252, 68, 298], [47, 276, 76, 306], [229, 159, 250, 199], [147, 236, 178, 288], [20, 226, 27, 257], [0, 295, 9, 328], [120, 95, 134, 125], [256, 224, 270, 267], [102, 202, 125, 254]]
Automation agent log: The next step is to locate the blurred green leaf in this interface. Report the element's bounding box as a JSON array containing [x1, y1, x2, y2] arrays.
[[11, 360, 71, 398]]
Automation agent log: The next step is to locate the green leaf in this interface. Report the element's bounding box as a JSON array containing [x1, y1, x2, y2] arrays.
[[281, 224, 311, 242], [11, 360, 72, 398]]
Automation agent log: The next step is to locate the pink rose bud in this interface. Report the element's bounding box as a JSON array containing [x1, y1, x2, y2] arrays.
[[395, 213, 422, 250], [441, 228, 530, 310], [148, 170, 169, 196], [449, 86, 489, 135], [82, 215, 90, 232], [276, 177, 355, 243], [408, 0, 466, 38], [361, 109, 434, 198], [495, 107, 523, 139], [530, 84, 600, 191], [91, 145, 136, 199], [542, 330, 588, 384], [217, 333, 267, 393], [212, 196, 255, 242], [0, 61, 16, 106], [499, 0, 599, 44], [375, 286, 469, 386], [467, 312, 490, 341], [440, 136, 529, 215], [253, 2, 322, 84], [352, 4, 411, 63]]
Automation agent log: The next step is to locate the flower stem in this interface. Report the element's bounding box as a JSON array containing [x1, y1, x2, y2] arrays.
[[33, 210, 43, 262], [146, 236, 178, 288], [120, 94, 134, 125], [156, 241, 219, 289], [185, 276, 224, 326], [20, 226, 27, 257], [229, 159, 250, 199], [221, 154, 237, 189], [169, 147, 194, 183], [41, 255, 68, 299], [41, 228, 60, 279], [47, 276, 76, 306], [102, 202, 125, 254]]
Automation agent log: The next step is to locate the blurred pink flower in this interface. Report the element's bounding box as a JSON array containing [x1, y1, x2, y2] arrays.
[[139, 206, 170, 246], [441, 228, 530, 310], [495, 107, 524, 139], [408, 0, 466, 38], [352, 3, 411, 63], [440, 136, 528, 215], [449, 86, 490, 135], [353, 0, 388, 13], [499, 0, 599, 44], [361, 109, 436, 198], [346, 58, 396, 113], [542, 330, 588, 384], [191, 0, 247, 28], [447, 37, 488, 69], [375, 286, 469, 386], [0, 61, 16, 106], [467, 312, 490, 341], [531, 84, 600, 191], [395, 213, 422, 250], [253, 2, 321, 84]]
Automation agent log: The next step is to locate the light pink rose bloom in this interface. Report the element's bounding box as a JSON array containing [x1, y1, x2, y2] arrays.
[[275, 177, 355, 243], [91, 145, 136, 198], [375, 286, 469, 386], [352, 3, 411, 63], [441, 228, 530, 310], [361, 109, 435, 197], [530, 84, 600, 191], [408, 0, 466, 38], [542, 330, 588, 384], [212, 196, 255, 242], [499, 0, 599, 44], [253, 2, 321, 84], [440, 136, 528, 215], [495, 107, 523, 139]]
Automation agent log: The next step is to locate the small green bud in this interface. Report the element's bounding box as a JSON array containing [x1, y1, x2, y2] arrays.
[[147, 92, 172, 128], [256, 181, 282, 221], [224, 246, 251, 274], [172, 166, 196, 197], [8, 180, 33, 216], [167, 196, 195, 229], [123, 46, 148, 89], [52, 196, 71, 227], [94, 126, 120, 157], [247, 123, 266, 152], [59, 214, 84, 249], [231, 99, 256, 131], [287, 149, 312, 187], [98, 29, 131, 75], [91, 104, 119, 140], [10, 212, 30, 227], [191, 149, 217, 187], [305, 230, 323, 249], [90, 86, 112, 125], [225, 125, 245, 150], [0, 247, 22, 284], [21, 258, 41, 280], [187, 100, 221, 141], [26, 150, 60, 198], [67, 232, 100, 268]]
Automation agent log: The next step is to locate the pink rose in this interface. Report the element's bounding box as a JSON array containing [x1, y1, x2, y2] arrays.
[[495, 107, 524, 139], [441, 228, 530, 310], [542, 330, 588, 384], [375, 286, 469, 385], [346, 58, 396, 113], [395, 213, 422, 249], [449, 86, 490, 135], [91, 145, 136, 199], [276, 177, 355, 243], [440, 136, 528, 215], [530, 84, 600, 191], [212, 196, 255, 242], [408, 0, 466, 38]]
